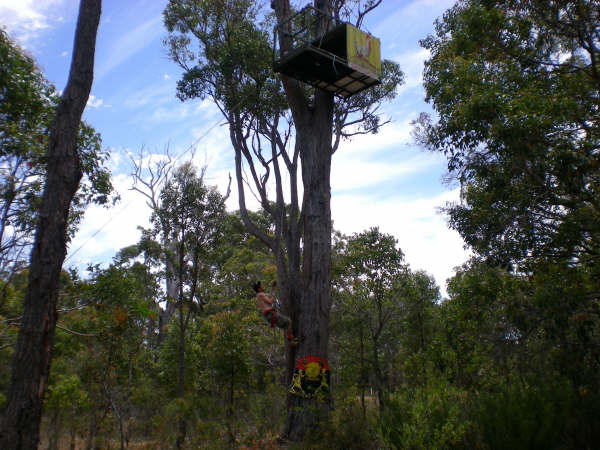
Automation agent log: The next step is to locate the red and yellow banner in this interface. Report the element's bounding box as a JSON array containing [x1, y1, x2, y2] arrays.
[[289, 356, 331, 399]]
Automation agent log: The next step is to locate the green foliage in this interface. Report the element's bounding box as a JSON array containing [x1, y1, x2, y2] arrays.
[[0, 271, 27, 403], [0, 29, 116, 275], [414, 3, 600, 447], [43, 263, 157, 447], [145, 162, 227, 306], [164, 0, 286, 120], [214, 210, 277, 307], [205, 311, 251, 387], [477, 383, 570, 449], [0, 29, 51, 159], [245, 371, 287, 441], [45, 372, 91, 445], [45, 374, 90, 413], [293, 394, 380, 450], [380, 383, 474, 450], [474, 379, 573, 450], [438, 260, 524, 388], [333, 228, 442, 410], [417, 0, 599, 268], [333, 228, 408, 407], [439, 258, 600, 448]]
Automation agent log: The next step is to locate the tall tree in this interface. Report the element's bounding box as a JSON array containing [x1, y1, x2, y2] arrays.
[[415, 2, 600, 444], [163, 0, 403, 439], [0, 30, 113, 297], [416, 0, 600, 375], [129, 148, 178, 347], [0, 1, 102, 447], [337, 228, 408, 411], [145, 162, 227, 447], [130, 150, 231, 348], [415, 0, 599, 270]]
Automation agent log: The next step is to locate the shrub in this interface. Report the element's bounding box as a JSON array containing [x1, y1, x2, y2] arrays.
[[379, 383, 474, 449], [296, 395, 381, 450], [475, 379, 573, 450]]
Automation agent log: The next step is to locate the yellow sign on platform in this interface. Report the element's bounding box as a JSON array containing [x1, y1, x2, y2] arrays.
[[346, 24, 381, 80]]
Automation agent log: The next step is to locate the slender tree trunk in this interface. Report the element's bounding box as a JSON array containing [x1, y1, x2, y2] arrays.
[[0, 1, 101, 448], [158, 249, 178, 346], [69, 426, 76, 450], [175, 301, 186, 448], [228, 361, 235, 445], [359, 324, 366, 420], [85, 412, 97, 450], [372, 337, 384, 412], [48, 409, 60, 450]]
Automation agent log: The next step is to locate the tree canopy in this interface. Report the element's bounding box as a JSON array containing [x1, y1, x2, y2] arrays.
[[1, 0, 599, 448], [163, 0, 404, 439], [0, 29, 115, 280], [415, 0, 599, 270]]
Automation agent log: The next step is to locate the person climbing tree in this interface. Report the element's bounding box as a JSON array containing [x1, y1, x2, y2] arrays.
[[164, 0, 402, 439], [254, 281, 297, 346]]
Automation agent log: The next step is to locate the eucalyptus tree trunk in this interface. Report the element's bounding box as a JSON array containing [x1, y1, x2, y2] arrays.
[[372, 336, 384, 412], [0, 1, 101, 448], [284, 99, 334, 440], [175, 236, 187, 449], [158, 252, 178, 345], [271, 0, 335, 440], [166, 0, 397, 442]]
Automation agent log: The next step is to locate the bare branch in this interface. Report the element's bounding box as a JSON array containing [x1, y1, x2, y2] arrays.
[[56, 324, 97, 337], [129, 145, 173, 210], [356, 0, 382, 28]]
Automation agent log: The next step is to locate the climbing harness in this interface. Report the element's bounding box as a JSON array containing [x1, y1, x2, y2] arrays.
[[263, 308, 278, 328]]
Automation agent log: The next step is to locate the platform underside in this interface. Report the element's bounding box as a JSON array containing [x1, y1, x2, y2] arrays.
[[274, 45, 380, 98]]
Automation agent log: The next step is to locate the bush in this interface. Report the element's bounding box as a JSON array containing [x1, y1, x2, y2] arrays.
[[296, 395, 381, 450], [379, 383, 474, 449], [474, 379, 573, 450]]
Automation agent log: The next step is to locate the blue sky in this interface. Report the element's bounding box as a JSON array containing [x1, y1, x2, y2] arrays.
[[1, 0, 467, 295]]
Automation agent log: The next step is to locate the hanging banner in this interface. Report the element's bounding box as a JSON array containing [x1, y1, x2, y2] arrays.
[[346, 24, 381, 81], [289, 355, 331, 399]]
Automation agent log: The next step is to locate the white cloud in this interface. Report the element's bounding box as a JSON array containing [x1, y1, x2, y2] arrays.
[[341, 118, 413, 153], [60, 50, 68, 57], [331, 118, 441, 191], [65, 149, 236, 273], [0, 0, 69, 45], [96, 15, 163, 79], [332, 188, 467, 296], [86, 94, 103, 108], [183, 118, 465, 293], [149, 104, 190, 122], [65, 172, 152, 270], [123, 81, 175, 109], [393, 47, 430, 94], [178, 123, 233, 180], [135, 151, 173, 169], [163, 74, 170, 80], [329, 116, 466, 294]]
